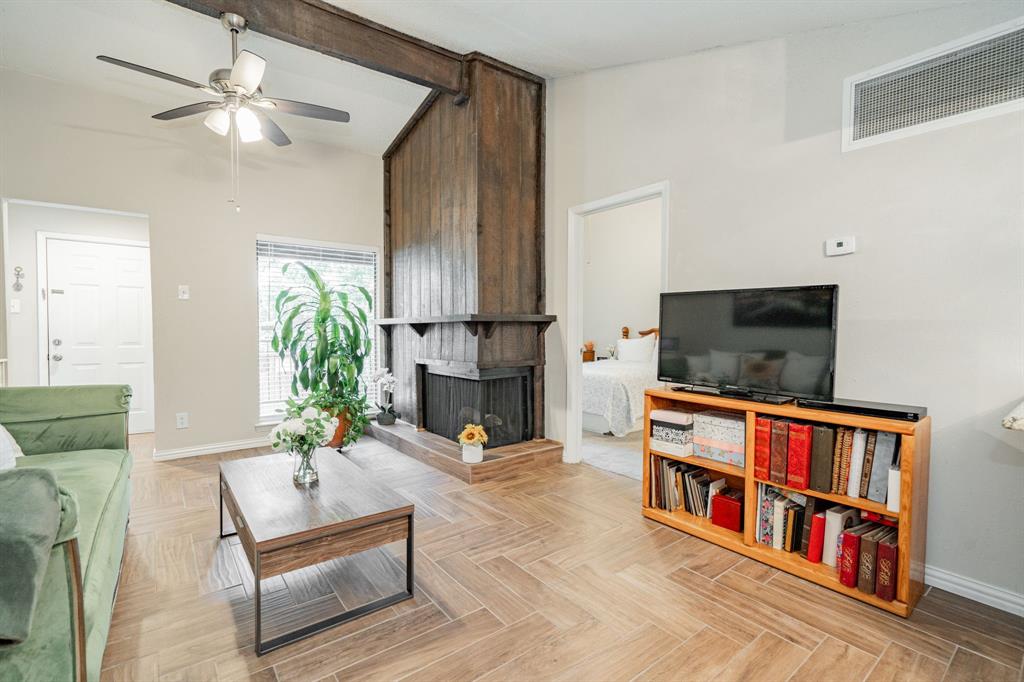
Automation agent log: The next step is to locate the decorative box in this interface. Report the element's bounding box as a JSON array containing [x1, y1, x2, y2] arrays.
[[693, 410, 745, 467], [649, 409, 693, 458], [711, 490, 743, 532]]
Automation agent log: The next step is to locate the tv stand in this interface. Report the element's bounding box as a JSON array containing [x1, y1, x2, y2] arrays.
[[670, 384, 794, 405]]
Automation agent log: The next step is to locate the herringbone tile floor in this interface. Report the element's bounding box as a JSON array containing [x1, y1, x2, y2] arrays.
[[99, 434, 1023, 681]]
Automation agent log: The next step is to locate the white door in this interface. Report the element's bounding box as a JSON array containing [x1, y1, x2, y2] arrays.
[[44, 237, 155, 433]]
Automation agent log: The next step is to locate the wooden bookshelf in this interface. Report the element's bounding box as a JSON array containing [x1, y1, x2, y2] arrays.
[[642, 388, 931, 618]]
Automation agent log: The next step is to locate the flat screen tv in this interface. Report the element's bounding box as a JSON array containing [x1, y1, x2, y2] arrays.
[[657, 285, 838, 401]]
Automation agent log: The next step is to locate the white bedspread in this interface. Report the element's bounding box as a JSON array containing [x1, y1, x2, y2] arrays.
[[582, 359, 659, 437]]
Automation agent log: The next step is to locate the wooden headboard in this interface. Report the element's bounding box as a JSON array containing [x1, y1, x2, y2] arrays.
[[621, 327, 659, 338]]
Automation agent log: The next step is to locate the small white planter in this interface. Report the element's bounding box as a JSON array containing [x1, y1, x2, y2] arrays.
[[461, 443, 483, 464]]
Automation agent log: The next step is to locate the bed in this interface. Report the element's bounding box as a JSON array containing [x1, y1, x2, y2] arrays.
[[581, 327, 661, 437]]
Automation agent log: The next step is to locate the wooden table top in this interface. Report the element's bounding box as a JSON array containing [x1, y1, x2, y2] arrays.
[[220, 450, 413, 547]]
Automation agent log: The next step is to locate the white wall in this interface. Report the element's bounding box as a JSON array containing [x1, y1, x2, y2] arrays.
[[582, 198, 661, 354], [544, 5, 1024, 600], [0, 70, 384, 454], [4, 202, 150, 386]]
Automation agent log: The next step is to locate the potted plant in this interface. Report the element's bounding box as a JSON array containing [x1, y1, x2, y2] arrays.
[[269, 404, 339, 485], [458, 423, 488, 463], [271, 262, 372, 448], [371, 369, 399, 425]]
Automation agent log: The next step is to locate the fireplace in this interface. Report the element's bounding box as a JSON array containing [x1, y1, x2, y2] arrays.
[[421, 365, 533, 448]]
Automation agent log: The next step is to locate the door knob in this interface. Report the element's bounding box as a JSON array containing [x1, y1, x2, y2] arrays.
[[52, 354, 63, 362]]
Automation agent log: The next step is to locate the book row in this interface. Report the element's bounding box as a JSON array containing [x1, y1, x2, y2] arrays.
[[757, 483, 900, 601], [754, 417, 901, 510], [649, 456, 743, 532]]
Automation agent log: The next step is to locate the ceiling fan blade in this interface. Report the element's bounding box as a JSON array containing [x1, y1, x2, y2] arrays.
[[251, 109, 292, 146], [259, 97, 350, 123], [152, 101, 220, 121], [230, 50, 266, 94], [97, 55, 217, 95]]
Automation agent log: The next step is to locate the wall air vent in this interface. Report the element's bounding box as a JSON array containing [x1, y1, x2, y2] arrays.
[[842, 18, 1024, 151]]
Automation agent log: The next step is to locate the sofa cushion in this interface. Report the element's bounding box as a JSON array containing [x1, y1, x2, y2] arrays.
[[14, 449, 131, 681]]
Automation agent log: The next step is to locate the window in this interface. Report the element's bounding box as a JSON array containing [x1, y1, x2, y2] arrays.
[[256, 237, 379, 422]]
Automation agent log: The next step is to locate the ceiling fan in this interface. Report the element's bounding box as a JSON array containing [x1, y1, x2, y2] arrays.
[[96, 12, 350, 147]]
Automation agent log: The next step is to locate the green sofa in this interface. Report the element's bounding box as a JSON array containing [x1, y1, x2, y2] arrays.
[[0, 386, 132, 682]]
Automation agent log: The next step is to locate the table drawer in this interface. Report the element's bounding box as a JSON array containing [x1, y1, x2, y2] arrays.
[[221, 480, 257, 571], [260, 516, 410, 578]]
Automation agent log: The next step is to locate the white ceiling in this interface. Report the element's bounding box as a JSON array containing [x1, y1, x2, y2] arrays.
[[329, 0, 998, 78], [0, 0, 429, 155]]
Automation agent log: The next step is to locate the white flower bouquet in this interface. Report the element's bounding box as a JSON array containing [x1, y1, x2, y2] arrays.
[[269, 405, 339, 484], [370, 368, 400, 424]]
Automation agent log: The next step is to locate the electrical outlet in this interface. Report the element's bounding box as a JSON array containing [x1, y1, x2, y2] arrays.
[[175, 412, 189, 429], [825, 237, 856, 257], [178, 285, 190, 300]]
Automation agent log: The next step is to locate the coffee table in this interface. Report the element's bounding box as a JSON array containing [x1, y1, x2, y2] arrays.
[[218, 450, 414, 655]]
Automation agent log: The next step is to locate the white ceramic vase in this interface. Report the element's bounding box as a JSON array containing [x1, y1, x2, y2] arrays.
[[461, 443, 483, 464]]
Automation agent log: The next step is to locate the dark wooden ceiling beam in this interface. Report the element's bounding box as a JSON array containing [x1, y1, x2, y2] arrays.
[[167, 0, 465, 94]]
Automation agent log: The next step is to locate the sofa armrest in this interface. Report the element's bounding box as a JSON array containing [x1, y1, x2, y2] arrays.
[[0, 468, 63, 645], [0, 385, 131, 455]]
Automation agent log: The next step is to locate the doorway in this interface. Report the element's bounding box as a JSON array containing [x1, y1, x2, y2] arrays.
[[565, 182, 670, 472], [38, 233, 155, 433]]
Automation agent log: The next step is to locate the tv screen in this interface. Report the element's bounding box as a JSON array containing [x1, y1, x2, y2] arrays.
[[657, 285, 837, 401]]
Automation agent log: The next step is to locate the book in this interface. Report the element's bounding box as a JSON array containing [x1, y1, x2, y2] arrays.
[[806, 511, 827, 563], [860, 511, 899, 527], [859, 431, 877, 498], [875, 529, 899, 601], [887, 467, 901, 514], [830, 427, 847, 494], [808, 425, 835, 493], [754, 416, 772, 480], [786, 423, 813, 489], [837, 428, 854, 495], [846, 429, 868, 498], [711, 489, 743, 532], [823, 506, 859, 567], [858, 525, 890, 594], [798, 498, 819, 558], [839, 522, 875, 587], [769, 420, 789, 484], [867, 432, 898, 503], [772, 496, 789, 550], [785, 504, 805, 552], [707, 478, 727, 518]]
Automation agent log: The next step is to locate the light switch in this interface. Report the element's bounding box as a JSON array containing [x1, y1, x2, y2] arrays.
[[825, 237, 856, 257], [177, 285, 190, 300], [9, 299, 20, 314]]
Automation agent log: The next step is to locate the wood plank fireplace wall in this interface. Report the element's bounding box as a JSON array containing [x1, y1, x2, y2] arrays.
[[380, 55, 552, 442]]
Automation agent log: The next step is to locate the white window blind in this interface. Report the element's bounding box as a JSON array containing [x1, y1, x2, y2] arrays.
[[257, 239, 378, 421]]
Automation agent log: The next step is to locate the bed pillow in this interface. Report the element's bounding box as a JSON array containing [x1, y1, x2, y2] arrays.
[[0, 424, 24, 471], [708, 349, 766, 382], [779, 351, 828, 394], [617, 335, 656, 363]]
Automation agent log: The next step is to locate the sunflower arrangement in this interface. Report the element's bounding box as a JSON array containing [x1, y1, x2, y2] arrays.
[[458, 423, 488, 447]]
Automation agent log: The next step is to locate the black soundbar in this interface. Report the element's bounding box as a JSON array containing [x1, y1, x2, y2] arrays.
[[796, 397, 926, 422]]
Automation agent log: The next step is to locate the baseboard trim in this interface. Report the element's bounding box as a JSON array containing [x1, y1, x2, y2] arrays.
[[925, 564, 1024, 616], [153, 437, 268, 461]]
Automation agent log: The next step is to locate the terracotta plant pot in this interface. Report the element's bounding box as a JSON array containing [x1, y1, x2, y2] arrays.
[[327, 409, 352, 449]]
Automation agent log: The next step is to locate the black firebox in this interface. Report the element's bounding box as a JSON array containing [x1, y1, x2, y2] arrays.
[[421, 366, 533, 448]]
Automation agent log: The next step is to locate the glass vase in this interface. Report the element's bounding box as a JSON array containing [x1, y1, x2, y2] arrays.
[[292, 448, 319, 485]]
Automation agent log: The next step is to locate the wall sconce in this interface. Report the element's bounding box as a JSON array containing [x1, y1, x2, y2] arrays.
[[12, 266, 24, 292]]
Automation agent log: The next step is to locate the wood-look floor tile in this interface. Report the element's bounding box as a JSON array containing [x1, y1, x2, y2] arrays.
[[713, 631, 810, 682], [635, 627, 736, 681], [479, 555, 594, 629], [943, 647, 1020, 682], [435, 552, 533, 625], [866, 642, 948, 682], [790, 636, 878, 681], [549, 621, 679, 682]]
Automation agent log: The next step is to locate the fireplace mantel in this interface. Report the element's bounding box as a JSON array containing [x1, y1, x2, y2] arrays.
[[376, 314, 555, 339]]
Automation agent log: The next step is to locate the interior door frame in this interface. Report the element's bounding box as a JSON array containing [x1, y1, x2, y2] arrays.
[[565, 181, 671, 464], [37, 231, 151, 386]]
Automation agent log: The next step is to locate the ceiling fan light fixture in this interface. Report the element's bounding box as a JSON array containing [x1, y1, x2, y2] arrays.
[[203, 108, 230, 136], [235, 106, 262, 143]]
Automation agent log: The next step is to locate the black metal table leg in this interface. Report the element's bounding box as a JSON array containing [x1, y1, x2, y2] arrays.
[[253, 513, 415, 656]]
